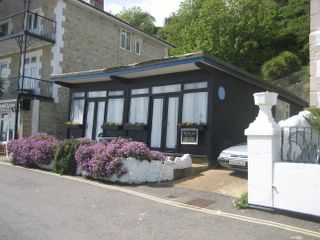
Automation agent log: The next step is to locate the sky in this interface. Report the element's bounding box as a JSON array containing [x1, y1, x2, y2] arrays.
[[104, 0, 183, 27]]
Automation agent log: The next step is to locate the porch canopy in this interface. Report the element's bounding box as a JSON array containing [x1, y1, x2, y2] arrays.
[[52, 52, 307, 107]]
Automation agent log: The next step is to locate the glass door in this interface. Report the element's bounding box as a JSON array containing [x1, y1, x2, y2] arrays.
[[165, 96, 179, 149], [85, 100, 106, 140], [150, 97, 164, 148], [150, 95, 179, 151]]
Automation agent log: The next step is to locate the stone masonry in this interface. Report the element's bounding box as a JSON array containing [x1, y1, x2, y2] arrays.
[[0, 0, 171, 139], [310, 0, 320, 106]]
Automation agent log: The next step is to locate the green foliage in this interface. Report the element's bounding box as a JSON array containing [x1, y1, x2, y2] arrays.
[[116, 6, 158, 35], [261, 51, 301, 81], [53, 138, 91, 175], [163, 0, 309, 75], [235, 192, 248, 209], [306, 108, 320, 126]]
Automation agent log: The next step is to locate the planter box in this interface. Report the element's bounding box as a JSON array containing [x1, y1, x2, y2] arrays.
[[123, 124, 147, 131], [66, 124, 83, 129], [180, 125, 206, 131], [68, 126, 84, 138], [102, 125, 122, 130]]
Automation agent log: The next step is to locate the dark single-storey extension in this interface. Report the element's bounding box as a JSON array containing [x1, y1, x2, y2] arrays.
[[52, 52, 308, 163]]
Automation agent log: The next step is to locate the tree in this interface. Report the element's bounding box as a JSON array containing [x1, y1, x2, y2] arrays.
[[164, 0, 277, 74], [163, 0, 309, 75], [116, 7, 158, 35]]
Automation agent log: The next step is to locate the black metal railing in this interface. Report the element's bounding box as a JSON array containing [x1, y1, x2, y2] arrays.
[[0, 11, 56, 42], [0, 76, 53, 99], [19, 76, 53, 99], [281, 127, 320, 164]]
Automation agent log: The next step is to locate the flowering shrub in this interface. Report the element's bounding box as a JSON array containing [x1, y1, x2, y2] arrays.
[[53, 138, 93, 175], [8, 133, 59, 167], [75, 137, 165, 178]]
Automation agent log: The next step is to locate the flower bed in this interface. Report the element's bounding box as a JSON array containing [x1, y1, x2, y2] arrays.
[[8, 133, 59, 168]]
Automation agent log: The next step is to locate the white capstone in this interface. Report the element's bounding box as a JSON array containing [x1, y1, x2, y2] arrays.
[[173, 154, 192, 169]]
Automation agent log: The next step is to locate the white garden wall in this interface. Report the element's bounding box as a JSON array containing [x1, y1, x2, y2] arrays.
[[246, 92, 320, 217], [273, 162, 320, 216]]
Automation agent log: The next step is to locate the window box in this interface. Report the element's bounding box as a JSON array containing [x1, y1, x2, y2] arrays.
[[65, 122, 83, 129], [124, 123, 147, 130], [102, 123, 122, 130], [178, 122, 207, 131]]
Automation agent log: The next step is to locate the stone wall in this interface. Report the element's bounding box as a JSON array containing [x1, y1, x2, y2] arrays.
[[310, 0, 320, 106], [61, 0, 169, 73]]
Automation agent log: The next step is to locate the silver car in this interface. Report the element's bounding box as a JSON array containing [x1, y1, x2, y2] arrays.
[[218, 143, 248, 172]]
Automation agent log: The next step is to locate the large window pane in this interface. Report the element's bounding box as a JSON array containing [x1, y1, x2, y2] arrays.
[[182, 92, 208, 124], [95, 101, 105, 139], [166, 97, 179, 149], [107, 98, 124, 124], [150, 99, 163, 148], [184, 82, 207, 90], [70, 99, 85, 124], [129, 97, 149, 124]]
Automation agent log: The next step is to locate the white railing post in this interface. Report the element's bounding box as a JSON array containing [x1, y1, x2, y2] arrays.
[[244, 92, 281, 208]]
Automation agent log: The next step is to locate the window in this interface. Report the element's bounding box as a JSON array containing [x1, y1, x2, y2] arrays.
[[108, 90, 124, 96], [131, 88, 149, 95], [182, 92, 208, 124], [120, 29, 132, 51], [0, 22, 9, 37], [70, 99, 85, 124], [275, 99, 290, 122], [129, 97, 149, 124], [0, 61, 9, 93], [184, 82, 208, 90], [23, 55, 39, 93], [88, 91, 106, 98], [152, 84, 181, 94], [107, 98, 124, 124], [135, 40, 142, 55], [72, 92, 85, 98]]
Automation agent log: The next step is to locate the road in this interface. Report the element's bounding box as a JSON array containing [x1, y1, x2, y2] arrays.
[[0, 163, 319, 240]]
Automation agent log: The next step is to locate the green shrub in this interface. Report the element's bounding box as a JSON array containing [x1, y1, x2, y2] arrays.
[[235, 192, 248, 209], [53, 138, 91, 175], [306, 107, 320, 126], [262, 51, 301, 81]]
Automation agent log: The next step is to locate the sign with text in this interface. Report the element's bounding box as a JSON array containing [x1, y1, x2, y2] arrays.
[[0, 102, 16, 111], [180, 128, 199, 145]]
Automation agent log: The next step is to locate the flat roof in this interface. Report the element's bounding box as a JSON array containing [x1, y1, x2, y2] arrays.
[[52, 52, 308, 107]]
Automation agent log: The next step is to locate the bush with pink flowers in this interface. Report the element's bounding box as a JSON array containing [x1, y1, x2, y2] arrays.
[[75, 137, 165, 178], [8, 133, 59, 168]]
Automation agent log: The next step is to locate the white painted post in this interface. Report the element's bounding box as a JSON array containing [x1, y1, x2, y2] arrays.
[[244, 92, 281, 208]]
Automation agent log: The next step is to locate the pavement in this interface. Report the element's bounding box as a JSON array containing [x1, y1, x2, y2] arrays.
[[0, 161, 319, 240]]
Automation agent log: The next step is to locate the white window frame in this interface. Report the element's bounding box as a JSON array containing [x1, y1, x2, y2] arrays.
[[134, 39, 142, 56], [20, 50, 42, 94], [120, 29, 132, 52], [0, 58, 11, 94]]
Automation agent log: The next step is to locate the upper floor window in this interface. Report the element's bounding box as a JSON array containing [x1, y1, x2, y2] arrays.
[[0, 22, 9, 37], [135, 40, 142, 56], [0, 60, 10, 93], [120, 29, 132, 51]]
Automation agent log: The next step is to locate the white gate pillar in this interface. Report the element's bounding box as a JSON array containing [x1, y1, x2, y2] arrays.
[[244, 92, 281, 208]]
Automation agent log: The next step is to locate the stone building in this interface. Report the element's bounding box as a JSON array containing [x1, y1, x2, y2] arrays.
[[0, 0, 172, 142], [310, 0, 320, 106]]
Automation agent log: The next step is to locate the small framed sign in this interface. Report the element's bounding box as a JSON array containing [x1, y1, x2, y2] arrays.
[[180, 128, 199, 145]]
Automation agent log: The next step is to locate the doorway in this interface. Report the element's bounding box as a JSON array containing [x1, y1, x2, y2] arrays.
[[85, 100, 105, 140], [150, 95, 179, 151]]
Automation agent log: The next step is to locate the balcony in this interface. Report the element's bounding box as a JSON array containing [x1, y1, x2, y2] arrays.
[[1, 76, 53, 100], [0, 11, 56, 55]]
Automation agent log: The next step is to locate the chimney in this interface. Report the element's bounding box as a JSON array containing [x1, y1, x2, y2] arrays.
[[89, 0, 104, 11]]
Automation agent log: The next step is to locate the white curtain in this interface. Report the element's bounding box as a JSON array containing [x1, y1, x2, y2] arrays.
[[182, 92, 208, 123], [107, 98, 124, 124], [166, 97, 179, 149], [85, 102, 95, 139], [129, 97, 149, 124], [70, 99, 85, 124], [150, 99, 163, 148], [95, 101, 105, 139]]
